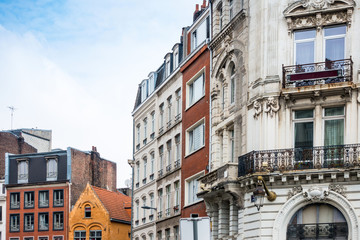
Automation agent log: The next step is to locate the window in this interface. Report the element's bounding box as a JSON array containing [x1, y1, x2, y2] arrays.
[[46, 158, 58, 181], [294, 109, 314, 148], [17, 159, 28, 183], [10, 192, 20, 209], [229, 129, 235, 162], [136, 124, 141, 145], [294, 29, 316, 65], [53, 212, 64, 230], [136, 162, 140, 183], [38, 213, 49, 231], [221, 82, 225, 110], [174, 51, 179, 69], [10, 214, 20, 232], [324, 107, 344, 146], [174, 226, 179, 240], [188, 72, 205, 107], [54, 236, 63, 240], [150, 193, 155, 215], [85, 205, 91, 218], [24, 238, 33, 240], [166, 185, 171, 216], [175, 134, 181, 163], [174, 181, 180, 209], [39, 237, 48, 240], [39, 191, 49, 208], [167, 96, 172, 124], [159, 104, 164, 129], [74, 231, 86, 240], [24, 191, 34, 208], [148, 74, 155, 94], [151, 111, 155, 134], [149, 233, 154, 240], [141, 80, 148, 102], [143, 118, 148, 141], [24, 213, 34, 231], [175, 89, 181, 117], [191, 19, 207, 50], [230, 65, 235, 104], [0, 206, 2, 221], [143, 158, 147, 179], [53, 190, 64, 207], [166, 140, 172, 167], [157, 231, 162, 240], [142, 197, 146, 219], [166, 59, 171, 77], [186, 173, 204, 205], [158, 189, 163, 215], [159, 146, 164, 171], [187, 120, 205, 154], [165, 229, 170, 240], [90, 230, 102, 240], [324, 25, 346, 61], [150, 152, 155, 175], [218, 3, 223, 30], [135, 200, 139, 221], [229, 0, 234, 20]]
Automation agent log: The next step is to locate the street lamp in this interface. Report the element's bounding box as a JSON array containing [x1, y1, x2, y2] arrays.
[[252, 176, 277, 211]]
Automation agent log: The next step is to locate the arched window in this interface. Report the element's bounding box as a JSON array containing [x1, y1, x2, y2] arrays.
[[287, 203, 348, 239], [85, 204, 91, 218], [230, 64, 236, 104]]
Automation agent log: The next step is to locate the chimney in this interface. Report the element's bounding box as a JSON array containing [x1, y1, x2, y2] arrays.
[[201, 0, 207, 9], [193, 4, 200, 22]]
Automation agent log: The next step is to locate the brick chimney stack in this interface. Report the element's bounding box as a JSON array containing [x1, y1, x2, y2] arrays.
[[201, 0, 207, 9]]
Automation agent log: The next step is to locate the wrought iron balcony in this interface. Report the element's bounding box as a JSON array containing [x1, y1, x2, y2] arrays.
[[149, 173, 154, 180], [175, 113, 181, 123], [39, 200, 49, 207], [25, 200, 34, 208], [157, 211, 163, 219], [166, 164, 172, 172], [149, 214, 154, 221], [142, 217, 146, 223], [287, 222, 348, 239], [173, 205, 180, 213], [10, 225, 19, 232], [159, 127, 164, 135], [54, 199, 64, 207], [282, 58, 353, 88], [54, 222, 63, 230], [174, 159, 181, 169], [238, 144, 360, 177], [136, 144, 140, 151], [10, 202, 20, 209], [142, 178, 147, 184], [158, 169, 163, 178], [24, 224, 34, 231], [167, 120, 172, 129], [143, 138, 147, 145], [150, 132, 155, 140]]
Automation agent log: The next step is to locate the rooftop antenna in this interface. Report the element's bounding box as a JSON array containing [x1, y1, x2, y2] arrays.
[[7, 106, 16, 130]]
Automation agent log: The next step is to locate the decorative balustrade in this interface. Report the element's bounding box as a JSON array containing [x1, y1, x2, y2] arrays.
[[174, 159, 180, 169], [282, 58, 353, 88], [287, 222, 348, 239], [238, 144, 360, 177]]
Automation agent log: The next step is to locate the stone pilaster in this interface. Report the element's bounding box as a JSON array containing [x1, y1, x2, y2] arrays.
[[218, 200, 230, 238], [229, 200, 238, 236]]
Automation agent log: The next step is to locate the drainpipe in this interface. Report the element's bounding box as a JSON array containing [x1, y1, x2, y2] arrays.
[[208, 0, 213, 173], [129, 118, 135, 240]]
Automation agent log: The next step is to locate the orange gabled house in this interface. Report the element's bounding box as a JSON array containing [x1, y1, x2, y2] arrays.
[[69, 184, 131, 240]]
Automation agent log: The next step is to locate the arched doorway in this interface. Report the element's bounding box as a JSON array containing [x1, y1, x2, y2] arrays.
[[287, 203, 348, 239]]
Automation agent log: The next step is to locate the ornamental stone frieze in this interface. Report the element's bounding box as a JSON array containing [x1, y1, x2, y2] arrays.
[[253, 100, 262, 119], [283, 0, 355, 32], [264, 96, 280, 117]]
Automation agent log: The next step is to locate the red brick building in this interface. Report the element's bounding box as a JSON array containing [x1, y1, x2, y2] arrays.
[[5, 147, 116, 240], [180, 3, 210, 219]]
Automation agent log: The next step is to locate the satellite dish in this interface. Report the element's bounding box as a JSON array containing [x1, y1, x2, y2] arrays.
[[125, 179, 132, 188]]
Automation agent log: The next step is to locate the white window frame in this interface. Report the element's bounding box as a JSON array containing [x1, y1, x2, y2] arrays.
[[46, 158, 58, 181], [185, 171, 204, 206], [323, 25, 346, 61], [186, 68, 205, 109], [322, 106, 345, 146], [143, 157, 147, 179], [293, 28, 316, 65], [150, 152, 155, 174], [186, 118, 205, 155], [293, 109, 315, 148], [17, 159, 28, 184], [143, 118, 147, 140]]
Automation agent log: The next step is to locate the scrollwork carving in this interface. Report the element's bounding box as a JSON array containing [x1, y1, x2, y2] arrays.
[[253, 100, 262, 119], [264, 97, 280, 118], [329, 184, 346, 197], [288, 186, 303, 199], [301, 0, 335, 10]]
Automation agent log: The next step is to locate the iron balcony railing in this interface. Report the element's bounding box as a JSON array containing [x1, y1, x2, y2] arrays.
[[282, 58, 353, 88], [238, 144, 360, 177], [39, 223, 49, 231], [54, 222, 63, 230], [25, 200, 34, 208], [11, 202, 20, 209], [174, 159, 181, 169], [166, 164, 172, 172], [54, 199, 64, 207], [39, 200, 49, 207], [287, 222, 348, 239]]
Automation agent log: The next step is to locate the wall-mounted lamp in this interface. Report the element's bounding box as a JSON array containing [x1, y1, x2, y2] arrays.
[[252, 176, 276, 211]]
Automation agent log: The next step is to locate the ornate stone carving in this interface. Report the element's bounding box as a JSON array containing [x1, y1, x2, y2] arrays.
[[253, 100, 262, 119], [287, 186, 303, 199], [329, 184, 346, 197], [264, 97, 280, 117], [303, 186, 329, 202], [301, 0, 335, 10]]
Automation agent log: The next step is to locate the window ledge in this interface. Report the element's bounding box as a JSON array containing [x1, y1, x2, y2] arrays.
[[185, 145, 205, 158], [185, 95, 205, 112]]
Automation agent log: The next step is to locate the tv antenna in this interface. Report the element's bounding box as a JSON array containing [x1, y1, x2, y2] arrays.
[[7, 106, 16, 130]]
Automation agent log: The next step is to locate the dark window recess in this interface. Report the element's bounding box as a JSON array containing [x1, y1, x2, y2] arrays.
[[54, 190, 64, 207], [85, 206, 91, 218]]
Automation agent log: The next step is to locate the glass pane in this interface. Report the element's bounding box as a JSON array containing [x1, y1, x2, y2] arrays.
[[296, 41, 314, 65], [324, 119, 344, 146], [325, 107, 344, 116], [295, 122, 313, 148], [324, 25, 346, 36], [295, 109, 313, 119], [295, 29, 316, 40], [325, 38, 345, 61]]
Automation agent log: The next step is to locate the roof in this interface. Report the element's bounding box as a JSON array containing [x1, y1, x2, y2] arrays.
[[91, 185, 131, 223]]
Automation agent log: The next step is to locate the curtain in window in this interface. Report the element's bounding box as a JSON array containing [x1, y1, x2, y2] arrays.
[[294, 122, 313, 148], [324, 119, 344, 146], [296, 42, 314, 65], [325, 38, 345, 61]]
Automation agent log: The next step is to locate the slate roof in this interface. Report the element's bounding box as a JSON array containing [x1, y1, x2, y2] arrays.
[[92, 185, 131, 223]]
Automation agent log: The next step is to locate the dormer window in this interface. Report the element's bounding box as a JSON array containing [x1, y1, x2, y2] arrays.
[[46, 157, 58, 181], [85, 205, 91, 218], [17, 159, 28, 183], [174, 51, 179, 69], [148, 73, 155, 94], [166, 59, 171, 77], [141, 80, 148, 102]]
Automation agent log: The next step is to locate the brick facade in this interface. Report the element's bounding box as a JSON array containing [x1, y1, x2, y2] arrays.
[[0, 132, 37, 179]]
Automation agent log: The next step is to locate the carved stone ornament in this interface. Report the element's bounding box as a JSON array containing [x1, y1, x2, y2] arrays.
[[303, 186, 329, 202], [328, 184, 346, 197], [287, 186, 303, 199], [264, 97, 280, 118], [301, 0, 335, 10], [253, 100, 262, 119]]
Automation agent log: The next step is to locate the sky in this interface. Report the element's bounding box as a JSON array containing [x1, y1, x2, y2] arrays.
[[0, 0, 199, 187]]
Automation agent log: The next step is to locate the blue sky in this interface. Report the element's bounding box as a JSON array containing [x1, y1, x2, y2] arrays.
[[0, 0, 199, 187]]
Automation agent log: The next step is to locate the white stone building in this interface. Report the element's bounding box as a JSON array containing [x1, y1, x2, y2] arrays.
[[199, 0, 360, 239]]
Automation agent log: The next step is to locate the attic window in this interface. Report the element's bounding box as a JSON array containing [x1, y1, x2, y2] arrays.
[[85, 205, 91, 218]]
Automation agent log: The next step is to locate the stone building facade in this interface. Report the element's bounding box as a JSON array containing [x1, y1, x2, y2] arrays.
[[199, 0, 360, 239]]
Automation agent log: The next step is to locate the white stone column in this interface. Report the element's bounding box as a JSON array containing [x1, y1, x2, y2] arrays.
[[218, 201, 230, 238], [229, 200, 239, 236], [222, 129, 229, 163], [211, 205, 219, 240]]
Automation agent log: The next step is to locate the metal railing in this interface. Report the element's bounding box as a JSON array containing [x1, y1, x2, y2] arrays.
[[239, 144, 360, 177], [25, 201, 34, 208], [174, 159, 181, 169], [24, 224, 34, 231], [158, 169, 163, 178], [287, 222, 348, 239], [282, 58, 353, 88], [39, 223, 49, 231], [166, 164, 172, 172], [11, 202, 20, 209], [54, 199, 64, 207], [39, 200, 49, 207]]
